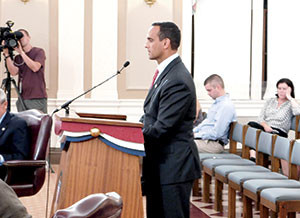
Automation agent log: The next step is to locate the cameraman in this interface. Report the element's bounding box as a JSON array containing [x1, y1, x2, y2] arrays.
[[3, 29, 47, 113]]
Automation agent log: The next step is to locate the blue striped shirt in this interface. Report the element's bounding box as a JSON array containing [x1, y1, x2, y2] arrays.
[[193, 94, 236, 144]]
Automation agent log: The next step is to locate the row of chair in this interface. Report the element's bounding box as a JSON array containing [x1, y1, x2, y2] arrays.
[[4, 110, 300, 216], [244, 137, 300, 218], [197, 121, 300, 217], [193, 114, 300, 198]]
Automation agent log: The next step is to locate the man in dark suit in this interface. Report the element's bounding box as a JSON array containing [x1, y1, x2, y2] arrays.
[[0, 88, 30, 179], [141, 22, 201, 218]]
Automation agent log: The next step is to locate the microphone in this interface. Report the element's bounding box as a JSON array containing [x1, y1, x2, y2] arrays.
[[117, 61, 130, 74], [124, 61, 130, 67], [52, 61, 130, 115]]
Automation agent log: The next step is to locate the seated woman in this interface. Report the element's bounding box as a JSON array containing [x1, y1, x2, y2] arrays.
[[248, 78, 300, 176]]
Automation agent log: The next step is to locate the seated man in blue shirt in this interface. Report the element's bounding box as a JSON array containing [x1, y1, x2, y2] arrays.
[[193, 74, 236, 153], [0, 89, 30, 179]]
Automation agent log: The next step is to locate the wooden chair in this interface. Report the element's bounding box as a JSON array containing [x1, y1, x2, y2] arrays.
[[259, 140, 300, 218], [3, 109, 52, 197], [291, 115, 300, 139], [198, 122, 243, 163], [243, 137, 300, 218], [213, 126, 271, 212], [192, 122, 243, 196], [201, 124, 256, 203], [226, 132, 288, 218]]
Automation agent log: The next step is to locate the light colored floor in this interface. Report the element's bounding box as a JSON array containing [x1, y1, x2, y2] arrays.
[[19, 165, 58, 218], [190, 179, 260, 218], [19, 165, 147, 218]]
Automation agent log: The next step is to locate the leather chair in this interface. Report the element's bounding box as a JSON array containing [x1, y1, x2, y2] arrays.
[[3, 109, 52, 197], [53, 192, 123, 218]]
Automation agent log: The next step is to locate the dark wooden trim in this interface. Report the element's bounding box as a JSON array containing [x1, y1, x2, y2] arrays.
[[76, 112, 127, 120], [60, 117, 143, 128]]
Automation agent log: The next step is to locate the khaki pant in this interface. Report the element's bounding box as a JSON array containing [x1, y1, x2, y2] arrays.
[[0, 179, 32, 218], [16, 98, 47, 114], [195, 139, 224, 153]]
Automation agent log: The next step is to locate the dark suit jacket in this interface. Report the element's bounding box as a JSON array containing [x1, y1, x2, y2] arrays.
[[0, 112, 30, 161], [142, 56, 201, 188]]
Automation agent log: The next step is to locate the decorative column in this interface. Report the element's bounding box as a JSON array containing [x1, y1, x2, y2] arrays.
[[57, 0, 84, 99], [250, 0, 263, 100], [91, 0, 118, 100]]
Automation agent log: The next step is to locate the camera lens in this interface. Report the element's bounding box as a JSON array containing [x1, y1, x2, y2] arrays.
[[7, 39, 17, 48]]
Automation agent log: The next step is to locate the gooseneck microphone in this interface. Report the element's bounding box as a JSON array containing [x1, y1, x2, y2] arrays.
[[52, 61, 130, 115], [118, 61, 130, 74]]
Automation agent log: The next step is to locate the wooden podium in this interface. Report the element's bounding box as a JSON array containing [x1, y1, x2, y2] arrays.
[[51, 113, 144, 218]]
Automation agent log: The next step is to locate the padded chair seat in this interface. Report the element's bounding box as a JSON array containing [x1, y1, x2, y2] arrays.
[[199, 153, 241, 163], [260, 188, 300, 203], [228, 171, 287, 185], [214, 165, 270, 177], [202, 158, 255, 171], [243, 179, 300, 193], [10, 184, 34, 197]]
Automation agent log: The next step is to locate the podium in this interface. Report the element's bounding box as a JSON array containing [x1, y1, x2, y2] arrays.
[[51, 113, 144, 218]]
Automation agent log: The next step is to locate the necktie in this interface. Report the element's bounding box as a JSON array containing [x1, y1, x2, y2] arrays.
[[151, 69, 159, 88]]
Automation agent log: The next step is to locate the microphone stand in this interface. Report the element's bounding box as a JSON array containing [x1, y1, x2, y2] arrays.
[[52, 61, 130, 116]]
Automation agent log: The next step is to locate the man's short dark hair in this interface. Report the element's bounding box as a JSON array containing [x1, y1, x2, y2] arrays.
[[204, 74, 225, 89], [152, 22, 181, 50]]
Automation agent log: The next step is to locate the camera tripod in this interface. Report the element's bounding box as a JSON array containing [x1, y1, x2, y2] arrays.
[[1, 60, 26, 112]]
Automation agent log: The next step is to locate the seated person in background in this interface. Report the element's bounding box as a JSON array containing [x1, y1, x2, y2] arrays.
[[0, 89, 30, 179], [194, 74, 236, 153], [248, 78, 300, 176]]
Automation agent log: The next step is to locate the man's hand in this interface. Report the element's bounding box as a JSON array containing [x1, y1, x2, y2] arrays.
[[14, 41, 24, 55], [2, 41, 19, 76], [263, 125, 273, 133], [1, 41, 9, 57]]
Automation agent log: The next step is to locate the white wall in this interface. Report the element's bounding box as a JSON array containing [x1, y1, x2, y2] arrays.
[[91, 0, 118, 99], [265, 0, 300, 99], [251, 0, 264, 100], [126, 0, 174, 90], [193, 0, 252, 100], [0, 0, 49, 94], [2, 1, 300, 149], [57, 0, 84, 99], [181, 0, 193, 72]]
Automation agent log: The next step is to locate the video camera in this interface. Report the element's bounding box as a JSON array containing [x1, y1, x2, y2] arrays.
[[0, 20, 23, 53]]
